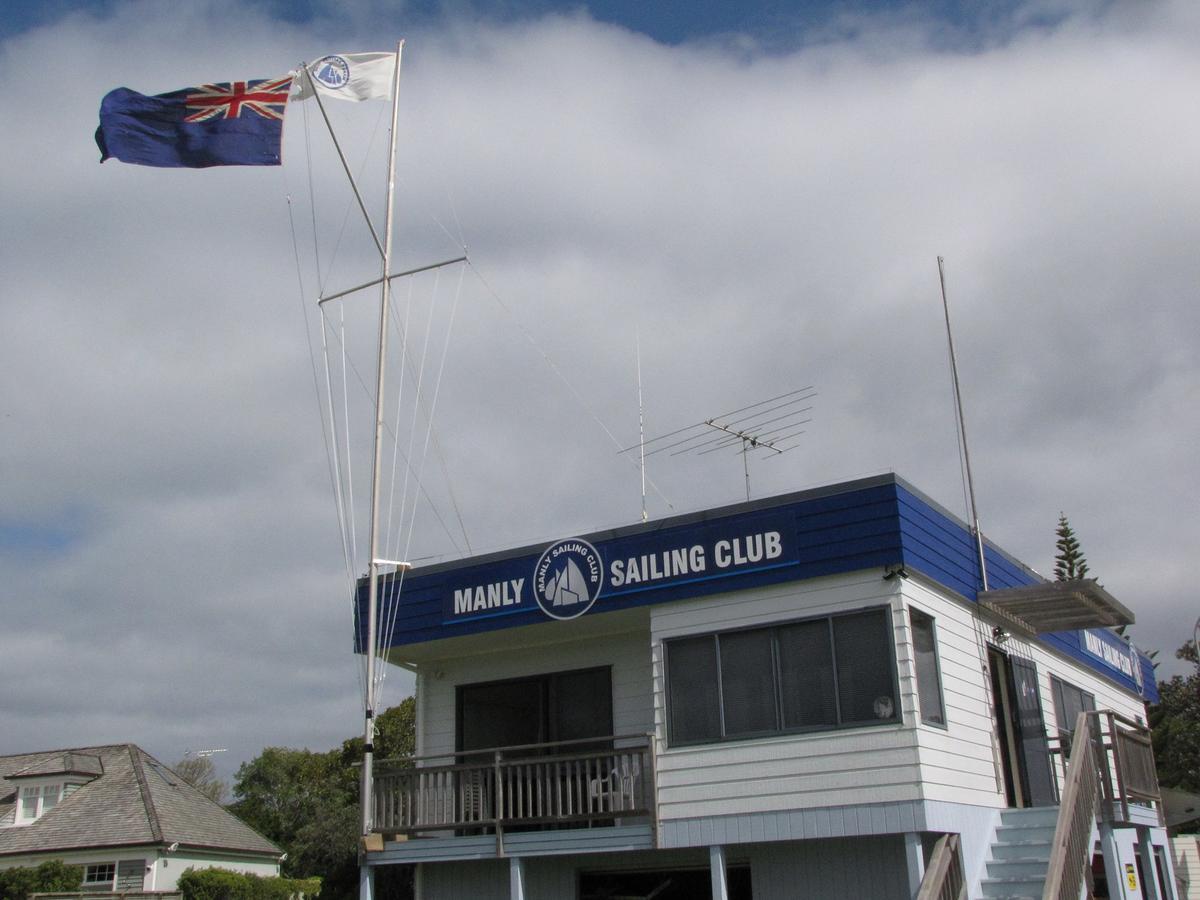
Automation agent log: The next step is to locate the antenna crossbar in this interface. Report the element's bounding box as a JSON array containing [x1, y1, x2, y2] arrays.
[[318, 255, 468, 305]]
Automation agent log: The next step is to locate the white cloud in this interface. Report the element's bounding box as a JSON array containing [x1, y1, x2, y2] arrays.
[[2, 0, 1198, 778]]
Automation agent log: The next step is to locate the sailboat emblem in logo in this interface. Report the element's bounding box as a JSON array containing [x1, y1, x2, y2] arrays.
[[313, 56, 351, 90], [533, 538, 603, 620]]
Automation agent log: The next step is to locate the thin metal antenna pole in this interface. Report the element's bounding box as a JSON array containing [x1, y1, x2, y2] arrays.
[[362, 39, 405, 842], [742, 438, 751, 501], [636, 331, 647, 522], [300, 65, 386, 261], [938, 256, 988, 591]]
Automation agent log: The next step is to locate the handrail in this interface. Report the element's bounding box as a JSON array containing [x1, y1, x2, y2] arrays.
[[916, 833, 966, 900], [373, 731, 652, 769], [373, 735, 655, 836], [1042, 712, 1103, 900]]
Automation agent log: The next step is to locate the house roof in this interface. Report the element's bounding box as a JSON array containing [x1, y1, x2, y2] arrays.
[[0, 744, 279, 859]]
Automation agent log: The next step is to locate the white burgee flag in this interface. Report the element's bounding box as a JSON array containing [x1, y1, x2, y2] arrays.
[[295, 52, 396, 102]]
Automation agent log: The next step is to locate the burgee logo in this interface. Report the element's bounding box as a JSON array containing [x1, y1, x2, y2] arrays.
[[534, 538, 603, 620], [312, 56, 351, 90]]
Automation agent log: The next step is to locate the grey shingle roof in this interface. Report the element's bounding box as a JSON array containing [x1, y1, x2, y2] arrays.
[[11, 753, 103, 779], [0, 744, 279, 858]]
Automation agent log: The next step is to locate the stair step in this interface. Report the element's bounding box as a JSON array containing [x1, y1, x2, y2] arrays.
[[991, 839, 1052, 860], [998, 806, 1060, 827], [986, 857, 1049, 879], [994, 824, 1056, 843], [980, 875, 1045, 899]]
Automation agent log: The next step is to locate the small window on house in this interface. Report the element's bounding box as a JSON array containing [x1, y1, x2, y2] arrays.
[[16, 784, 62, 823], [1051, 676, 1095, 743], [83, 863, 115, 891], [910, 609, 946, 727]]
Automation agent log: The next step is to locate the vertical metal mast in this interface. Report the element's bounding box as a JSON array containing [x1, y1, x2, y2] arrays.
[[937, 256, 988, 591], [636, 331, 647, 523], [362, 39, 405, 840]]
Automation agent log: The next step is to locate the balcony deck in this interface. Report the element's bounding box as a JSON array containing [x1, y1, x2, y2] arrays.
[[370, 734, 656, 861]]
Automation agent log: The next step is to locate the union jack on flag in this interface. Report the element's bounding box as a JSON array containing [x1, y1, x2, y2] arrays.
[[97, 72, 296, 167], [184, 75, 294, 123]]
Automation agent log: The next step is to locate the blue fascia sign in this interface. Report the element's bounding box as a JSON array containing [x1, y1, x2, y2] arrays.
[[443, 511, 797, 626]]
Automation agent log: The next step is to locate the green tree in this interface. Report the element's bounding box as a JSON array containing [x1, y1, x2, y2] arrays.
[[228, 698, 415, 900], [0, 860, 83, 900], [1054, 513, 1090, 581], [172, 754, 229, 804], [1149, 640, 1200, 815]]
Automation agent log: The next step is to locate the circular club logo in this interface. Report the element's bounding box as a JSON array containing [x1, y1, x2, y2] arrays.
[[533, 538, 603, 620], [312, 55, 351, 90]]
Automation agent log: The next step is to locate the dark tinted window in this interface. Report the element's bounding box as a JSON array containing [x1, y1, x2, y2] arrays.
[[719, 628, 777, 735], [667, 636, 721, 743], [665, 607, 898, 745], [910, 609, 946, 726], [778, 619, 837, 729], [834, 609, 899, 724]]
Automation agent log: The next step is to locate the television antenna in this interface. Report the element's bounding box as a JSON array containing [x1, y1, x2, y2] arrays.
[[622, 387, 815, 502], [184, 748, 228, 759]]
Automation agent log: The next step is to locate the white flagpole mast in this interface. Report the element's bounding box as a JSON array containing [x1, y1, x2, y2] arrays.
[[362, 39, 405, 843], [937, 256, 988, 592]]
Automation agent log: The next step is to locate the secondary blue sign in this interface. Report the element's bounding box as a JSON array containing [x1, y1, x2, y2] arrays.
[[442, 511, 797, 625]]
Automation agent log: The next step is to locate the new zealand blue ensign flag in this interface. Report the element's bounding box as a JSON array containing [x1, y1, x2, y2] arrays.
[[96, 74, 294, 168]]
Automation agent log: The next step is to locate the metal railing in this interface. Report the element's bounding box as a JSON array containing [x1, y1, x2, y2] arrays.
[[916, 833, 966, 900], [373, 733, 655, 838], [1042, 709, 1163, 900]]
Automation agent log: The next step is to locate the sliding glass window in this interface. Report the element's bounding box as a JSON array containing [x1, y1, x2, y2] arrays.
[[664, 607, 899, 746]]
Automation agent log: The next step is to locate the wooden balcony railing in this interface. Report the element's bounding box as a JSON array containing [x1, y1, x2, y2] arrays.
[[372, 733, 655, 837], [1043, 710, 1163, 900], [1047, 709, 1162, 825]]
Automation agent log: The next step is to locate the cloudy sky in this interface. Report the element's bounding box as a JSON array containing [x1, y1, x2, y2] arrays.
[[2, 0, 1198, 783]]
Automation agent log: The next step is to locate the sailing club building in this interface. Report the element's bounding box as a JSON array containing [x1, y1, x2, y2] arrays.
[[358, 474, 1177, 899]]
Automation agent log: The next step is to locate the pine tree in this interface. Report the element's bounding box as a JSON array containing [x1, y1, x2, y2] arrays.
[[1054, 513, 1089, 581]]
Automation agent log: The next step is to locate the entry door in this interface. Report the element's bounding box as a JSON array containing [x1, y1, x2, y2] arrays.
[[1009, 657, 1057, 807], [989, 646, 1057, 808]]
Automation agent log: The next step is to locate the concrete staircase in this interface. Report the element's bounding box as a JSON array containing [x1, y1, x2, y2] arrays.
[[979, 806, 1059, 899]]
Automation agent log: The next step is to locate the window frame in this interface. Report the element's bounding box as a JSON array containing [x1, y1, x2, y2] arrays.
[[83, 863, 116, 892], [909, 607, 948, 729], [1050, 674, 1096, 739], [663, 605, 901, 748], [15, 783, 62, 823]]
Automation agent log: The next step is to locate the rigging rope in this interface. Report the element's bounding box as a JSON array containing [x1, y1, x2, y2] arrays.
[[466, 261, 675, 513]]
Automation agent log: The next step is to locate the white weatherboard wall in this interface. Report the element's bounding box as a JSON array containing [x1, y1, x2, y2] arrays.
[[650, 571, 923, 824], [415, 624, 654, 759], [1174, 836, 1200, 900], [150, 853, 280, 891], [899, 577, 1002, 808]]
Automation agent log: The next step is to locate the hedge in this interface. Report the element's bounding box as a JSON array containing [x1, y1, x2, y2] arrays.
[[177, 868, 320, 900], [0, 861, 84, 900]]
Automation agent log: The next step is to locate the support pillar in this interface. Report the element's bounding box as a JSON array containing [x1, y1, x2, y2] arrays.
[[358, 864, 374, 900], [1101, 823, 1144, 900], [1137, 830, 1166, 900], [905, 832, 927, 898], [510, 856, 526, 900], [709, 845, 729, 900]]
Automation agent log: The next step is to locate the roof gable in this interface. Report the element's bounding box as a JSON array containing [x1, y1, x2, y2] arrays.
[[0, 744, 278, 858]]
